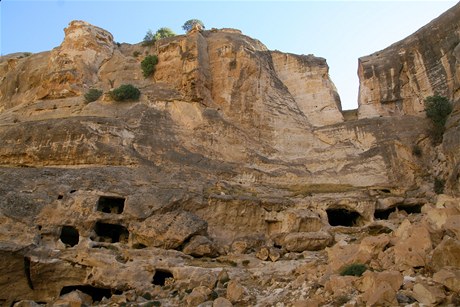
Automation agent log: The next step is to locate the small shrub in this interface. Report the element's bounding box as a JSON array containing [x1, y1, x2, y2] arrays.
[[84, 88, 103, 103], [133, 51, 141, 57], [143, 29, 156, 46], [110, 84, 140, 102], [142, 28, 175, 46], [141, 55, 158, 78], [424, 95, 453, 144], [340, 263, 367, 277], [434, 178, 445, 194], [154, 27, 175, 40], [412, 145, 422, 157]]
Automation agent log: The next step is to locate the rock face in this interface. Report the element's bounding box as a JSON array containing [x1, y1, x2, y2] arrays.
[[0, 4, 460, 305], [358, 4, 460, 118]]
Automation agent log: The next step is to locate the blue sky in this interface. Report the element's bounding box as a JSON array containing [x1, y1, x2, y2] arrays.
[[1, 0, 457, 109]]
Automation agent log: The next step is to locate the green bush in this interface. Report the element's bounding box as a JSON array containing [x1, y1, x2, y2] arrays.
[[340, 263, 367, 277], [109, 84, 140, 102], [141, 55, 159, 78], [84, 88, 103, 103], [434, 178, 445, 194], [154, 27, 175, 40], [425, 95, 453, 144], [143, 28, 176, 46], [133, 51, 141, 58]]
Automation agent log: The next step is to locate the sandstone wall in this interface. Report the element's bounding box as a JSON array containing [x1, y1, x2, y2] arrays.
[[357, 3, 460, 118], [271, 51, 343, 126]]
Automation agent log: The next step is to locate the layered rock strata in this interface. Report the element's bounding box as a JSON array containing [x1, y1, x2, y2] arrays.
[[0, 4, 459, 304]]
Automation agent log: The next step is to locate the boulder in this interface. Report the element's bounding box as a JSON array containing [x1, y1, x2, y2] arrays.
[[358, 270, 403, 306], [54, 290, 93, 306], [186, 286, 212, 306], [183, 235, 218, 258], [393, 220, 432, 269], [268, 247, 281, 262], [226, 280, 246, 303], [230, 235, 265, 254], [213, 297, 233, 307], [412, 283, 446, 305], [324, 275, 358, 297], [284, 231, 333, 252], [433, 267, 460, 292], [255, 247, 269, 261], [431, 236, 460, 271]]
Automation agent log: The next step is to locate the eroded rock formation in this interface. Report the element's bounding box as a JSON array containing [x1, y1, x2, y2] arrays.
[[0, 4, 459, 305]]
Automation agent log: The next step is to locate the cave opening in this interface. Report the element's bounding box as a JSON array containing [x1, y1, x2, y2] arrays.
[[374, 204, 424, 220], [374, 207, 396, 220], [60, 285, 113, 302], [398, 204, 423, 214], [93, 222, 129, 243], [152, 269, 174, 286], [96, 196, 125, 214], [60, 225, 79, 247], [326, 208, 361, 227]]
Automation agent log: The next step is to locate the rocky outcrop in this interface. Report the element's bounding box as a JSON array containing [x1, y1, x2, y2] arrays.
[[357, 3, 460, 118], [0, 5, 460, 305], [271, 51, 343, 126]]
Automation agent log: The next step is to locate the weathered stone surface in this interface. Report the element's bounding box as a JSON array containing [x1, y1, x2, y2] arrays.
[[393, 220, 432, 269], [186, 286, 212, 306], [130, 210, 208, 249], [412, 282, 446, 305], [284, 231, 333, 252], [358, 270, 403, 306], [271, 51, 343, 126], [433, 267, 460, 292], [431, 236, 460, 271], [357, 4, 460, 119], [213, 297, 233, 307], [54, 290, 93, 307], [226, 280, 246, 303], [182, 235, 218, 258], [0, 5, 459, 305]]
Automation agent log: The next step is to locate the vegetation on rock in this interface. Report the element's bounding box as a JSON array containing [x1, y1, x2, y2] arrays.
[[424, 95, 453, 144], [340, 263, 367, 276], [182, 19, 205, 33], [84, 88, 103, 103], [143, 27, 176, 46], [141, 55, 159, 78], [109, 84, 140, 101]]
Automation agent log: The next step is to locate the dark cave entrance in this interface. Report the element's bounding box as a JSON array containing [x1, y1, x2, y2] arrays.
[[152, 269, 174, 286], [60, 225, 79, 247], [93, 222, 129, 243], [326, 208, 361, 227], [374, 204, 424, 220], [96, 196, 125, 214], [60, 285, 114, 302]]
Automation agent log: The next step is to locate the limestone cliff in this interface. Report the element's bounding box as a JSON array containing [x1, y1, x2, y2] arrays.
[[358, 3, 460, 118], [357, 2, 460, 196], [0, 10, 459, 306]]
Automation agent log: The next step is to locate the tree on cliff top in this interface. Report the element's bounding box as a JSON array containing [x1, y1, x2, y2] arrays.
[[182, 19, 205, 33]]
